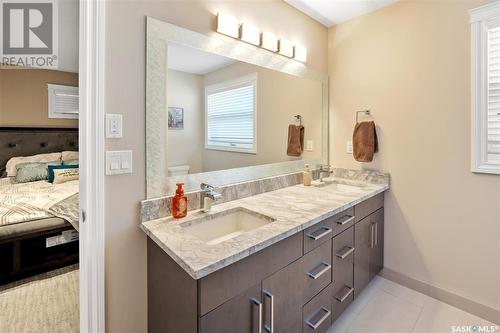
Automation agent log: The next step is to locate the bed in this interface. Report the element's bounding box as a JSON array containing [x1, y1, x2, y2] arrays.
[[0, 127, 79, 284]]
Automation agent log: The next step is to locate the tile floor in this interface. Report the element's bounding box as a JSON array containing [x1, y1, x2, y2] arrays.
[[326, 276, 498, 333]]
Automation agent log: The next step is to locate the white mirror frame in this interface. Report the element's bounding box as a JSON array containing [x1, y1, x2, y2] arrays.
[[470, 1, 500, 174], [146, 17, 329, 198]]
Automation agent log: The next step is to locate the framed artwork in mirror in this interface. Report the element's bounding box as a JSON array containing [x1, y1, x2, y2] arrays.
[[168, 107, 184, 129]]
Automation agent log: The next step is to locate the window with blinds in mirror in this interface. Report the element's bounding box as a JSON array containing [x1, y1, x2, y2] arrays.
[[205, 73, 257, 154], [470, 3, 500, 174]]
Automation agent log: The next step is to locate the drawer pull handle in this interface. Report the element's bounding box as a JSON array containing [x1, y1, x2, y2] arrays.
[[306, 227, 332, 241], [250, 298, 262, 333], [307, 262, 332, 280], [336, 215, 354, 225], [263, 290, 274, 333], [336, 246, 355, 259], [305, 307, 331, 330], [335, 286, 354, 303]]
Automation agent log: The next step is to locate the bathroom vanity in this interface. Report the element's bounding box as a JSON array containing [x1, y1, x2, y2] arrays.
[[142, 17, 389, 333], [142, 175, 388, 333]]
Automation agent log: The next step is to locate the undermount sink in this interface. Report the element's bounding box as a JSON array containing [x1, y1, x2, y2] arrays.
[[180, 207, 276, 245], [311, 179, 365, 192]]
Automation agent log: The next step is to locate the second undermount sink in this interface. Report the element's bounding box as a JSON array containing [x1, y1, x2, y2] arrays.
[[311, 179, 365, 193], [180, 207, 276, 245]]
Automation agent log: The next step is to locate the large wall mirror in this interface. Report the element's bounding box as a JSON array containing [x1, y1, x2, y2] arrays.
[[146, 17, 328, 198]]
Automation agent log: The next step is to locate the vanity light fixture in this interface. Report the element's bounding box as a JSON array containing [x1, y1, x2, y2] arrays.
[[261, 32, 278, 52], [216, 13, 240, 39], [294, 45, 307, 63], [215, 12, 307, 63], [278, 39, 294, 58], [240, 22, 261, 46]]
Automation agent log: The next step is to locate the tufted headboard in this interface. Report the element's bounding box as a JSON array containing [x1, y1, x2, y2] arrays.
[[0, 127, 78, 177]]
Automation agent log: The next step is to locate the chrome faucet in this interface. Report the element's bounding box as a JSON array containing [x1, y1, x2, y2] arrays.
[[317, 164, 332, 182], [200, 183, 222, 212]]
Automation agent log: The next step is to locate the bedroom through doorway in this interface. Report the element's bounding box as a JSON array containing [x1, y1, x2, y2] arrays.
[[0, 0, 81, 331]]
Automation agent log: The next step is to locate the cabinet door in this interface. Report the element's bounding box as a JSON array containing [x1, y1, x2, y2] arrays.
[[370, 208, 384, 279], [354, 217, 372, 298], [262, 259, 303, 333], [199, 283, 262, 333]]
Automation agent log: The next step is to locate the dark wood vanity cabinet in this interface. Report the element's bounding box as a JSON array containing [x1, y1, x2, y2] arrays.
[[148, 193, 385, 333]]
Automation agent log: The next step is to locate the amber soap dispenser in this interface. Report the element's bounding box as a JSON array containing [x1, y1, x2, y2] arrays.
[[172, 182, 188, 219]]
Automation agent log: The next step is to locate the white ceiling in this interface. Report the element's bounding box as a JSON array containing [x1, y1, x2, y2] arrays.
[[284, 0, 398, 27], [167, 43, 236, 75]]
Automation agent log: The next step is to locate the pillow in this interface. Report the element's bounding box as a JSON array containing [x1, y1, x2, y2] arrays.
[[15, 161, 62, 183], [62, 151, 79, 162], [6, 152, 62, 177], [63, 159, 79, 166], [48, 165, 79, 183], [52, 168, 79, 184]]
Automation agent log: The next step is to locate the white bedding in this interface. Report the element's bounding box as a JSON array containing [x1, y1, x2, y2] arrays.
[[0, 177, 79, 227]]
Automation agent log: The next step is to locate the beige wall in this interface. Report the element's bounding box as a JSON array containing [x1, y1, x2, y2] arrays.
[[104, 1, 327, 332], [202, 61, 322, 171], [329, 0, 500, 311], [167, 69, 204, 173], [0, 69, 78, 128]]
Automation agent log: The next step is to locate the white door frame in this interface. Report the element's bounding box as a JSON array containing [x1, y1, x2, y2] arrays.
[[79, 0, 106, 332]]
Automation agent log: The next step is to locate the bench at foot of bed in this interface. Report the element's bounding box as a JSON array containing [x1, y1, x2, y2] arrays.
[[0, 217, 79, 285]]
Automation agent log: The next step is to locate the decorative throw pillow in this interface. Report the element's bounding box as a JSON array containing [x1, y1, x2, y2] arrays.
[[6, 152, 62, 177], [15, 161, 62, 183], [62, 151, 79, 161], [48, 165, 79, 183], [63, 159, 79, 166], [52, 168, 79, 184]]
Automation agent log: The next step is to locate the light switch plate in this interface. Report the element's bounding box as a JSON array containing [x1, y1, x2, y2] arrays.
[[306, 140, 313, 152], [106, 151, 132, 175], [106, 114, 123, 138], [346, 141, 353, 154]]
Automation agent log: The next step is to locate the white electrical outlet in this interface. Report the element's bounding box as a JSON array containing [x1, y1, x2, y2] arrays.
[[106, 114, 123, 138], [306, 140, 313, 152], [346, 141, 353, 154]]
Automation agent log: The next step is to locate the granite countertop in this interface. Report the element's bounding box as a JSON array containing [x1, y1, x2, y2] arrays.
[[141, 176, 389, 280]]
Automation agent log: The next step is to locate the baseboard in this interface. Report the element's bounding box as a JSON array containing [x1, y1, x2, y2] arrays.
[[380, 267, 500, 325]]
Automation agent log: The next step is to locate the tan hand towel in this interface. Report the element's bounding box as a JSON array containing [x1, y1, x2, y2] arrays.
[[353, 121, 378, 162], [287, 125, 305, 157]]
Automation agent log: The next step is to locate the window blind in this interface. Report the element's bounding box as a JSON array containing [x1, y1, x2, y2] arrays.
[[488, 27, 500, 162], [206, 82, 255, 151]]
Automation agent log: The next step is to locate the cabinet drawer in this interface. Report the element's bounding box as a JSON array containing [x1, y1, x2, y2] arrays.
[[333, 285, 354, 321], [303, 207, 354, 254], [355, 193, 384, 223], [303, 284, 333, 333], [302, 240, 332, 304], [199, 232, 302, 316], [332, 227, 354, 321]]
